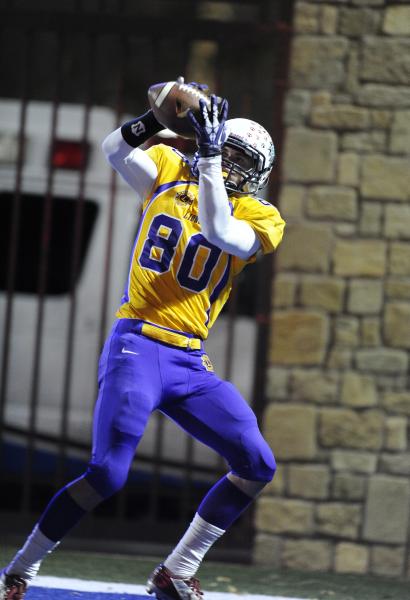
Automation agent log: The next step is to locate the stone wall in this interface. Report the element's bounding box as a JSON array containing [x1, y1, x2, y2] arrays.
[[254, 0, 410, 578]]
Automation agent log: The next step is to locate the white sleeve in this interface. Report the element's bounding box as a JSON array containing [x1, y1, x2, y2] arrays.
[[197, 155, 261, 260], [101, 128, 158, 204]]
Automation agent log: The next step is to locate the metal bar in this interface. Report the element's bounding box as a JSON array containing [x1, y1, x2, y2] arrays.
[[251, 2, 295, 423], [1, 10, 280, 39], [21, 32, 65, 514], [56, 33, 96, 490], [0, 30, 30, 460], [96, 39, 125, 367]]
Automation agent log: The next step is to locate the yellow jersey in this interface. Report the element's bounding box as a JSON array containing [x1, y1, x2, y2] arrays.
[[116, 144, 285, 339]]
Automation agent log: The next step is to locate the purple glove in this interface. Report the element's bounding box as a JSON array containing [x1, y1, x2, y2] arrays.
[[188, 94, 229, 158]]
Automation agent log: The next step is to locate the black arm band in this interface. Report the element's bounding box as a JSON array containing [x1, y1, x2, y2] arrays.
[[120, 109, 164, 148]]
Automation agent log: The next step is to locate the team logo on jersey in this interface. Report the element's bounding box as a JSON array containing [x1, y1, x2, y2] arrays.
[[201, 354, 214, 372], [175, 190, 195, 207]]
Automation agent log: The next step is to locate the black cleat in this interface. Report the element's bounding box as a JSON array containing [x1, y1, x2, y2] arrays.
[[0, 571, 28, 600], [147, 563, 204, 600]]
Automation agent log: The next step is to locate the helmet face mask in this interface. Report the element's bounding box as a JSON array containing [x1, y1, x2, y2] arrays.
[[190, 117, 275, 196], [222, 118, 275, 195]]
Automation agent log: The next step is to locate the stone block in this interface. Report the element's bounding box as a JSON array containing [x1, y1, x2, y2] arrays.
[[284, 91, 311, 127], [335, 317, 359, 347], [282, 539, 332, 571], [311, 104, 370, 129], [370, 110, 392, 129], [331, 450, 377, 473], [277, 223, 332, 272], [351, 0, 384, 5], [341, 372, 377, 408], [389, 243, 410, 276], [264, 404, 317, 460], [320, 6, 338, 35], [347, 279, 383, 315], [270, 310, 329, 366], [337, 153, 359, 187], [255, 497, 314, 534], [294, 2, 320, 33], [283, 128, 337, 183], [273, 274, 297, 308], [380, 453, 410, 476], [317, 503, 361, 539], [266, 366, 290, 402], [333, 240, 386, 277], [362, 37, 410, 85], [359, 202, 382, 236], [362, 155, 410, 201], [385, 204, 410, 239], [385, 302, 410, 348], [384, 6, 410, 36], [278, 185, 305, 219], [371, 546, 405, 578], [288, 464, 330, 499], [327, 348, 352, 369], [263, 463, 286, 496], [306, 186, 357, 221], [386, 279, 410, 300], [252, 534, 282, 567], [319, 408, 384, 450], [356, 349, 408, 374], [332, 473, 365, 500], [335, 543, 369, 574], [390, 110, 410, 154], [290, 36, 348, 90], [334, 223, 356, 237], [361, 317, 380, 347], [342, 131, 386, 152], [291, 369, 339, 404], [339, 8, 380, 37], [300, 276, 345, 312], [383, 392, 410, 416], [385, 417, 408, 452], [364, 475, 410, 543], [356, 85, 410, 108]]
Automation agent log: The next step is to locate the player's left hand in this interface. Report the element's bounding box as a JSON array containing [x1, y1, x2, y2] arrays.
[[188, 94, 229, 158]]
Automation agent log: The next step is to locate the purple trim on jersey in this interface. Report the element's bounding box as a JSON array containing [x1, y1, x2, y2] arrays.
[[205, 255, 232, 326], [151, 179, 198, 201], [121, 180, 199, 304]]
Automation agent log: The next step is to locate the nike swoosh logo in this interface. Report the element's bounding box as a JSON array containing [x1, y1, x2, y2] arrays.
[[121, 347, 139, 355]]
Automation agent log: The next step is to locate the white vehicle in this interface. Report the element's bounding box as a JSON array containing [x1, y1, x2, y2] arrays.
[[0, 100, 257, 480]]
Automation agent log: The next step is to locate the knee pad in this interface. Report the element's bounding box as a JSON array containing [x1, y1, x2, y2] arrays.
[[230, 426, 276, 483]]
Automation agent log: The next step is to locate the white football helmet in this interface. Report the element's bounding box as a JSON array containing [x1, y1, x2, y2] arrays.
[[221, 118, 275, 194]]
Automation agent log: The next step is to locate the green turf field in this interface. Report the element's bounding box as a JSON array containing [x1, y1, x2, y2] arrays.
[[1, 547, 409, 600]]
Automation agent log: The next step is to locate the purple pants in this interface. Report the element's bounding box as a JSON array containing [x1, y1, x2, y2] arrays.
[[86, 318, 276, 498]]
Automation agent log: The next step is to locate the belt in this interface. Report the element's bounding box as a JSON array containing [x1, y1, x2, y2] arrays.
[[139, 322, 202, 350]]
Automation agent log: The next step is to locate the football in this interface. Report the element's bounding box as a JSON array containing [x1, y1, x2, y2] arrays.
[[148, 80, 213, 139]]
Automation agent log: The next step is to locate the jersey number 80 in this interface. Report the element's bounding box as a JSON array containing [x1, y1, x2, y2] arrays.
[[139, 213, 222, 293]]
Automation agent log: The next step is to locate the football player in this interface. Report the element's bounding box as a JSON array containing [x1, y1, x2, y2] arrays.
[[1, 84, 285, 600]]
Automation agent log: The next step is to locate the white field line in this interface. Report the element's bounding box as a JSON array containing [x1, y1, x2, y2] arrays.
[[33, 575, 309, 600]]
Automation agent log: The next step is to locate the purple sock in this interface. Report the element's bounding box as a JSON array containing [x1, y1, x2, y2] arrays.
[[197, 475, 253, 529]]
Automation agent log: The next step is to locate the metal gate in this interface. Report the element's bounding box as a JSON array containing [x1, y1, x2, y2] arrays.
[[0, 0, 293, 559]]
